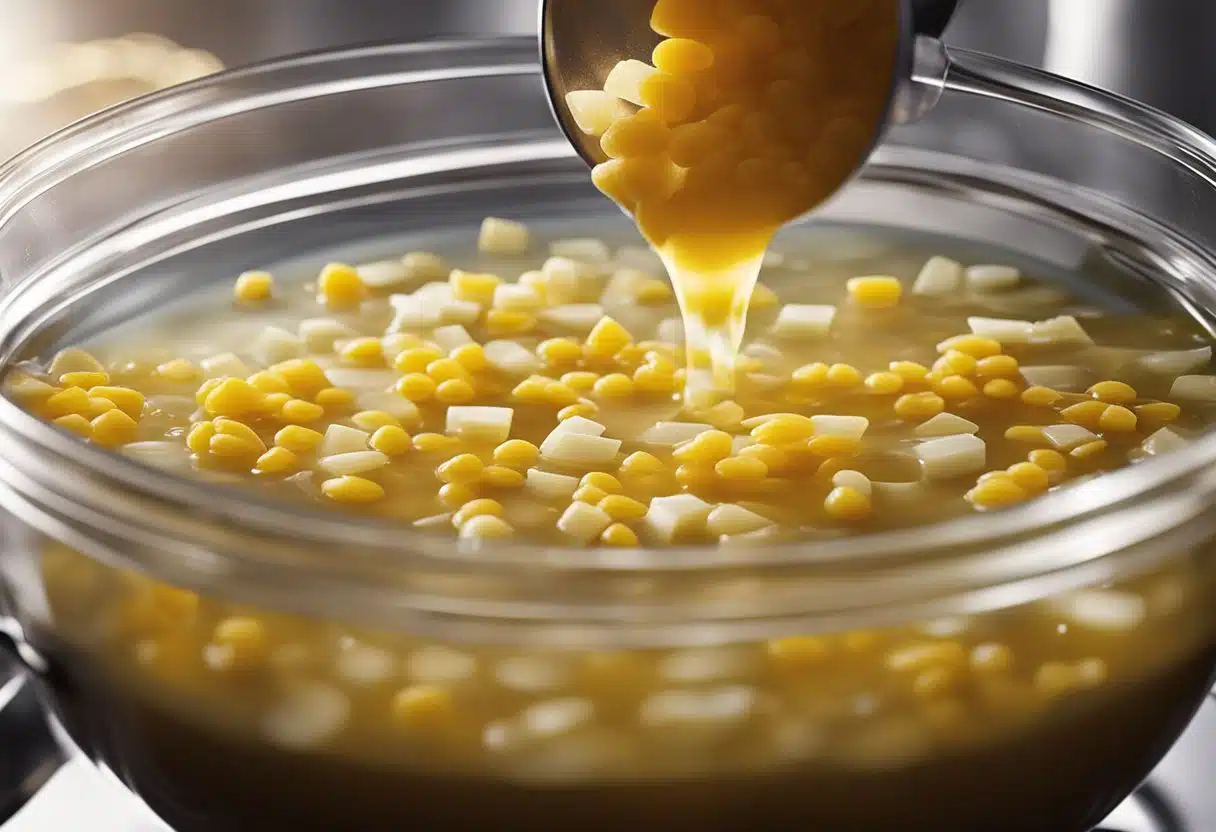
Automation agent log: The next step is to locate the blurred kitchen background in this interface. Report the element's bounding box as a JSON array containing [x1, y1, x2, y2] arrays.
[[0, 0, 1212, 162]]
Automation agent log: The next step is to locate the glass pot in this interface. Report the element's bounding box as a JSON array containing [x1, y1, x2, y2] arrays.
[[0, 37, 1215, 832]]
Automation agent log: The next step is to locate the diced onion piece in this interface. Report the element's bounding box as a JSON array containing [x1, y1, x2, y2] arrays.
[[603, 60, 659, 107], [526, 469, 581, 501], [967, 317, 1034, 343], [541, 304, 606, 333], [401, 252, 449, 283], [493, 284, 543, 312], [965, 264, 1020, 293], [657, 317, 684, 344], [542, 257, 596, 304], [356, 391, 420, 425], [47, 348, 104, 376], [478, 217, 530, 255], [1050, 590, 1146, 632], [1137, 347, 1212, 376], [707, 504, 773, 537], [318, 424, 371, 457], [324, 369, 398, 391], [252, 326, 305, 367], [645, 494, 713, 542], [810, 415, 869, 439], [639, 422, 713, 446], [430, 325, 474, 352], [616, 245, 663, 271], [557, 502, 614, 544], [1040, 424, 1098, 449], [912, 256, 962, 297], [1032, 315, 1093, 345], [318, 451, 390, 476], [564, 90, 633, 137], [914, 434, 986, 480], [201, 352, 251, 378], [602, 268, 650, 302], [1018, 365, 1095, 393], [386, 296, 441, 331], [914, 413, 980, 438], [872, 481, 924, 503], [540, 429, 621, 466], [550, 238, 612, 263], [1169, 375, 1216, 402], [1142, 427, 1187, 456], [440, 300, 482, 326], [769, 304, 836, 339], [299, 318, 358, 352], [356, 260, 408, 288], [550, 415, 607, 437], [831, 470, 872, 498], [446, 406, 513, 443], [484, 340, 543, 375]]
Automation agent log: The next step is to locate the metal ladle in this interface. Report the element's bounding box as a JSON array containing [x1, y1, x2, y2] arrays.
[[541, 0, 961, 211]]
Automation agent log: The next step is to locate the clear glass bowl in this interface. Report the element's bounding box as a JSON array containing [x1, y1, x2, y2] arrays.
[[0, 37, 1214, 832]]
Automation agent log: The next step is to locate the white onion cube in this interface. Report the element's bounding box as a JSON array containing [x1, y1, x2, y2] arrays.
[[526, 469, 581, 501], [644, 494, 713, 542], [914, 434, 986, 480], [1142, 427, 1187, 456], [430, 325, 475, 352], [1032, 315, 1093, 345], [318, 451, 390, 476], [493, 284, 543, 312], [1041, 424, 1098, 449], [769, 304, 836, 339], [446, 406, 513, 443], [356, 260, 408, 288], [550, 415, 607, 437], [811, 415, 869, 439], [603, 59, 659, 107], [912, 256, 962, 297], [356, 391, 421, 425], [707, 504, 773, 537], [440, 300, 482, 326], [965, 264, 1020, 292], [484, 340, 542, 375], [914, 413, 980, 438], [639, 422, 713, 446], [478, 217, 530, 255], [540, 430, 621, 466], [557, 502, 614, 544], [299, 318, 358, 352], [318, 424, 371, 457], [615, 245, 663, 271], [1169, 375, 1216, 402], [967, 317, 1035, 343], [401, 252, 449, 283], [657, 317, 684, 344], [201, 352, 251, 378], [541, 304, 605, 333], [252, 326, 305, 367], [564, 90, 633, 136], [1051, 591, 1146, 632], [1137, 347, 1212, 376], [831, 470, 873, 498], [1018, 365, 1095, 392], [325, 369, 398, 391], [550, 238, 612, 263]]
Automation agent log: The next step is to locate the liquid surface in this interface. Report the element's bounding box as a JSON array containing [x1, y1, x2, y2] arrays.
[[564, 0, 900, 403]]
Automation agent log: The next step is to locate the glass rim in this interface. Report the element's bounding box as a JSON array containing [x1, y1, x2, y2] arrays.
[[2, 37, 1216, 638]]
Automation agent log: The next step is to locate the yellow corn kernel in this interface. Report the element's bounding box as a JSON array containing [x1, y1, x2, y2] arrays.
[[349, 412, 399, 434], [1060, 400, 1109, 430], [212, 616, 267, 667], [44, 386, 91, 418], [738, 443, 787, 473], [538, 338, 583, 367], [493, 439, 540, 468], [864, 372, 904, 395], [600, 523, 640, 547], [435, 379, 477, 405], [714, 455, 768, 482], [634, 277, 674, 303], [632, 364, 677, 395], [846, 275, 902, 308], [53, 414, 93, 437], [451, 498, 505, 528], [315, 387, 355, 410], [934, 375, 980, 400], [825, 363, 863, 388], [598, 494, 649, 522], [338, 337, 383, 366], [615, 343, 650, 368], [807, 434, 862, 457], [824, 486, 872, 520], [186, 422, 216, 454], [280, 398, 326, 424], [392, 685, 455, 731], [579, 472, 621, 493], [767, 636, 831, 670], [485, 309, 536, 337], [209, 433, 259, 458], [450, 270, 500, 305], [652, 37, 714, 73], [255, 446, 297, 474], [751, 415, 814, 446], [194, 378, 224, 406], [480, 465, 525, 488], [1028, 449, 1068, 480], [619, 451, 666, 477], [1006, 462, 1050, 494], [675, 464, 716, 490], [269, 359, 331, 399], [1005, 425, 1046, 444], [1021, 386, 1063, 407], [592, 373, 635, 398], [90, 409, 138, 447], [426, 358, 472, 385], [261, 392, 291, 413], [247, 371, 290, 395], [437, 482, 477, 508], [274, 425, 323, 453], [60, 371, 109, 389], [894, 391, 946, 420], [1088, 380, 1137, 404], [965, 477, 1027, 510], [233, 270, 274, 302], [975, 355, 1019, 377], [982, 378, 1020, 399], [1136, 401, 1181, 425], [1071, 439, 1108, 460], [558, 402, 599, 421], [505, 375, 545, 404], [585, 317, 634, 359], [934, 350, 977, 376], [392, 373, 434, 403], [321, 475, 385, 503], [1098, 405, 1137, 433], [538, 382, 579, 407], [888, 361, 930, 383], [559, 370, 600, 392], [84, 397, 117, 418], [414, 432, 459, 453], [573, 485, 609, 505], [673, 430, 734, 465], [936, 335, 1002, 358], [317, 262, 365, 309], [791, 362, 829, 387], [215, 418, 266, 450], [436, 453, 483, 484], [450, 343, 488, 372], [370, 425, 412, 456], [156, 358, 200, 382], [394, 347, 444, 375]]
